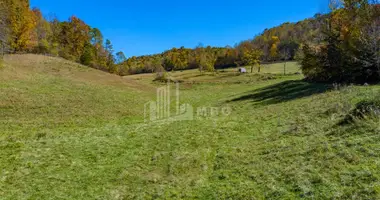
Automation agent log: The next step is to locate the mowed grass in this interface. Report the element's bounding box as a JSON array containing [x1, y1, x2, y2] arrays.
[[1, 55, 380, 199], [129, 61, 300, 84]]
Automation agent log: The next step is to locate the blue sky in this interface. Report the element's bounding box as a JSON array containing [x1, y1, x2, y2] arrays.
[[30, 0, 326, 58]]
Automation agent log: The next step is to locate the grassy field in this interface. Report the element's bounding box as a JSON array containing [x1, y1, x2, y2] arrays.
[[128, 61, 300, 84], [1, 55, 380, 199]]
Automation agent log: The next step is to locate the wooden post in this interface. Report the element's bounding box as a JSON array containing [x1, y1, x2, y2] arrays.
[[0, 40, 3, 58], [0, 40, 3, 67]]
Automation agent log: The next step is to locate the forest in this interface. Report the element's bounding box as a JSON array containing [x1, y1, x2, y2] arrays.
[[0, 0, 324, 74], [0, 0, 379, 83]]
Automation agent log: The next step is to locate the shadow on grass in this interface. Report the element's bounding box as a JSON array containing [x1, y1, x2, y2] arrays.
[[230, 80, 331, 105]]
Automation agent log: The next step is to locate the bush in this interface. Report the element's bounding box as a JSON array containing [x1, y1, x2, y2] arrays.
[[352, 100, 380, 118], [154, 71, 169, 82], [340, 99, 380, 125], [300, 44, 325, 81]]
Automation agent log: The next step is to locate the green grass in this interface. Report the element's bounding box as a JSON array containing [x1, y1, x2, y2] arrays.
[[129, 61, 300, 84], [1, 55, 380, 199]]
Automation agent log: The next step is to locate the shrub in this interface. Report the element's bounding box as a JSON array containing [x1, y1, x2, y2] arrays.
[[154, 71, 169, 82], [340, 99, 380, 125], [300, 44, 325, 81]]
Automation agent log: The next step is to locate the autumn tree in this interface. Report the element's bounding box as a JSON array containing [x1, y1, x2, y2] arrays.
[[90, 28, 103, 47], [6, 0, 36, 52], [31, 8, 52, 54], [242, 48, 263, 73], [269, 36, 280, 61], [104, 39, 116, 72], [151, 56, 167, 81], [59, 16, 90, 61], [47, 15, 61, 56], [162, 48, 178, 71], [162, 47, 190, 70], [279, 41, 298, 74], [80, 41, 95, 66], [0, 0, 8, 57], [197, 46, 217, 72], [88, 28, 108, 69], [89, 28, 103, 59], [301, 0, 380, 83], [0, 0, 343, 77], [116, 51, 127, 64], [0, 2, 119, 73], [215, 46, 238, 69]]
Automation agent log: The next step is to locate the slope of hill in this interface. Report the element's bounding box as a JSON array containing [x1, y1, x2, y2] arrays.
[[0, 54, 155, 133], [2, 55, 380, 199]]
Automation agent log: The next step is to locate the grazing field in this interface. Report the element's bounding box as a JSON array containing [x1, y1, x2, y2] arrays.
[[129, 61, 300, 84], [1, 55, 380, 199]]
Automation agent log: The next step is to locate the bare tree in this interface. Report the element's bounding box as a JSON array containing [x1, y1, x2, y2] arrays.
[[0, 1, 8, 57]]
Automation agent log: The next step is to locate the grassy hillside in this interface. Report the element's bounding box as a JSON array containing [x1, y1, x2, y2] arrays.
[[1, 55, 380, 199], [0, 54, 156, 132]]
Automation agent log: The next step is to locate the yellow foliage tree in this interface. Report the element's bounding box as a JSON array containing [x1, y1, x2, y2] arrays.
[[242, 48, 263, 73], [269, 36, 280, 61], [6, 0, 36, 52]]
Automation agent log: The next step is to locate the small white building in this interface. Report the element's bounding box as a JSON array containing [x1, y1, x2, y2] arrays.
[[238, 67, 247, 73]]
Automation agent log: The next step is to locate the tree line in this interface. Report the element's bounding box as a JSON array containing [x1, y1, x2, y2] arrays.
[[0, 0, 326, 75], [0, 0, 117, 72], [301, 0, 380, 83], [117, 14, 327, 75], [1, 0, 379, 84], [125, 0, 380, 84]]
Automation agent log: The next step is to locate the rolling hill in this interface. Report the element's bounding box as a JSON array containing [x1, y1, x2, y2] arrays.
[[1, 54, 380, 199]]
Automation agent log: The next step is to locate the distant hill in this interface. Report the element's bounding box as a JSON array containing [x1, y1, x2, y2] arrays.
[[117, 14, 327, 75], [1, 0, 326, 76]]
